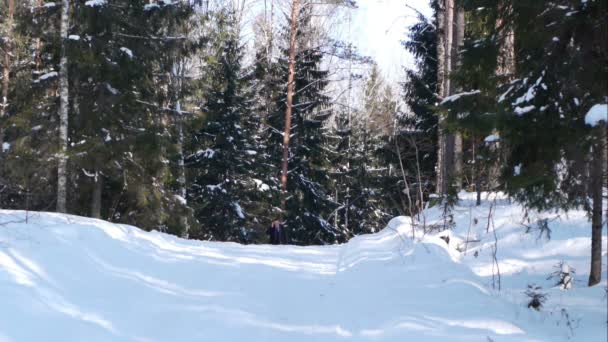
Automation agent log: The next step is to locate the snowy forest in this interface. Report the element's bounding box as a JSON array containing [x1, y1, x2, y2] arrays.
[[0, 0, 607, 341], [1, 0, 606, 268]]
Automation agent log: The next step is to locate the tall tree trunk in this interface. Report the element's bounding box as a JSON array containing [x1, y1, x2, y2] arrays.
[[56, 0, 70, 213], [91, 170, 102, 219], [176, 105, 186, 202], [0, 0, 15, 205], [490, 3, 516, 190], [437, 0, 454, 196], [280, 0, 299, 211], [588, 124, 606, 286], [496, 6, 515, 80], [265, 0, 275, 64], [442, 0, 455, 193], [473, 139, 482, 206], [171, 51, 189, 237], [1, 0, 15, 119], [34, 0, 44, 70], [443, 0, 454, 98], [435, 0, 446, 195], [176, 101, 190, 238], [451, 5, 465, 190]]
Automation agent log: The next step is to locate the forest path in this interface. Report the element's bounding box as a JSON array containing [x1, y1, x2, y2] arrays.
[[0, 201, 606, 341]]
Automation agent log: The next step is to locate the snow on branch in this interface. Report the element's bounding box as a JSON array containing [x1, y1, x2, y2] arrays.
[[440, 90, 481, 104], [584, 104, 607, 126]]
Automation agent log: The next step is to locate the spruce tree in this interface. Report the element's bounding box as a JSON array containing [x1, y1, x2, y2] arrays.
[[187, 10, 260, 243], [65, 0, 200, 233], [402, 1, 440, 200], [0, 1, 62, 210], [496, 0, 607, 285], [264, 7, 337, 245]]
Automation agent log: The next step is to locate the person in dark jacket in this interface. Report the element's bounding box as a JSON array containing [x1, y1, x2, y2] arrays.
[[267, 220, 286, 245]]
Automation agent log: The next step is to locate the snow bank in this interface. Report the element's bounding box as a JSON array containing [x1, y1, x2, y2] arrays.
[[0, 193, 606, 341]]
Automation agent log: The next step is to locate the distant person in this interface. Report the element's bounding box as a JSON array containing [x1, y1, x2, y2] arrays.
[[267, 220, 286, 245]]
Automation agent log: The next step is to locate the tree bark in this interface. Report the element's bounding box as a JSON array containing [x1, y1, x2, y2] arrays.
[[91, 171, 102, 219], [280, 0, 299, 211], [172, 58, 189, 237], [436, 0, 455, 196], [0, 0, 15, 205], [435, 0, 446, 195], [588, 124, 606, 286], [451, 5, 465, 190], [443, 0, 454, 98], [496, 6, 515, 80], [266, 0, 275, 64], [34, 0, 43, 70], [176, 99, 190, 238], [489, 2, 516, 190], [56, 0, 70, 213], [1, 0, 15, 119], [472, 139, 482, 206]]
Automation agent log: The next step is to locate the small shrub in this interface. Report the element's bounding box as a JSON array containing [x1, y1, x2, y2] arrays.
[[547, 261, 575, 290], [525, 284, 548, 310], [524, 218, 552, 241]]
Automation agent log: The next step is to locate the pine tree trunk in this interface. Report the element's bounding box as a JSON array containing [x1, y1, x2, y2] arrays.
[[91, 171, 102, 219], [435, 0, 446, 195], [588, 124, 606, 286], [280, 0, 299, 211], [56, 0, 70, 213]]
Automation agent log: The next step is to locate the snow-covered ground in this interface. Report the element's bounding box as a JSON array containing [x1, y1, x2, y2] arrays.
[[0, 193, 606, 341]]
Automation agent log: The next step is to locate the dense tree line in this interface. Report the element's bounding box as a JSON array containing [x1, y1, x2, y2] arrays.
[[0, 0, 418, 246]]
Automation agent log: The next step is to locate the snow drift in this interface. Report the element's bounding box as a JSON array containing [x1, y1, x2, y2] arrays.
[[0, 192, 606, 341]]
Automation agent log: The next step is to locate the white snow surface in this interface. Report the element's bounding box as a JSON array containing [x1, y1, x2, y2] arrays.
[[253, 179, 270, 192], [84, 0, 107, 7], [0, 192, 606, 341], [584, 104, 607, 126]]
